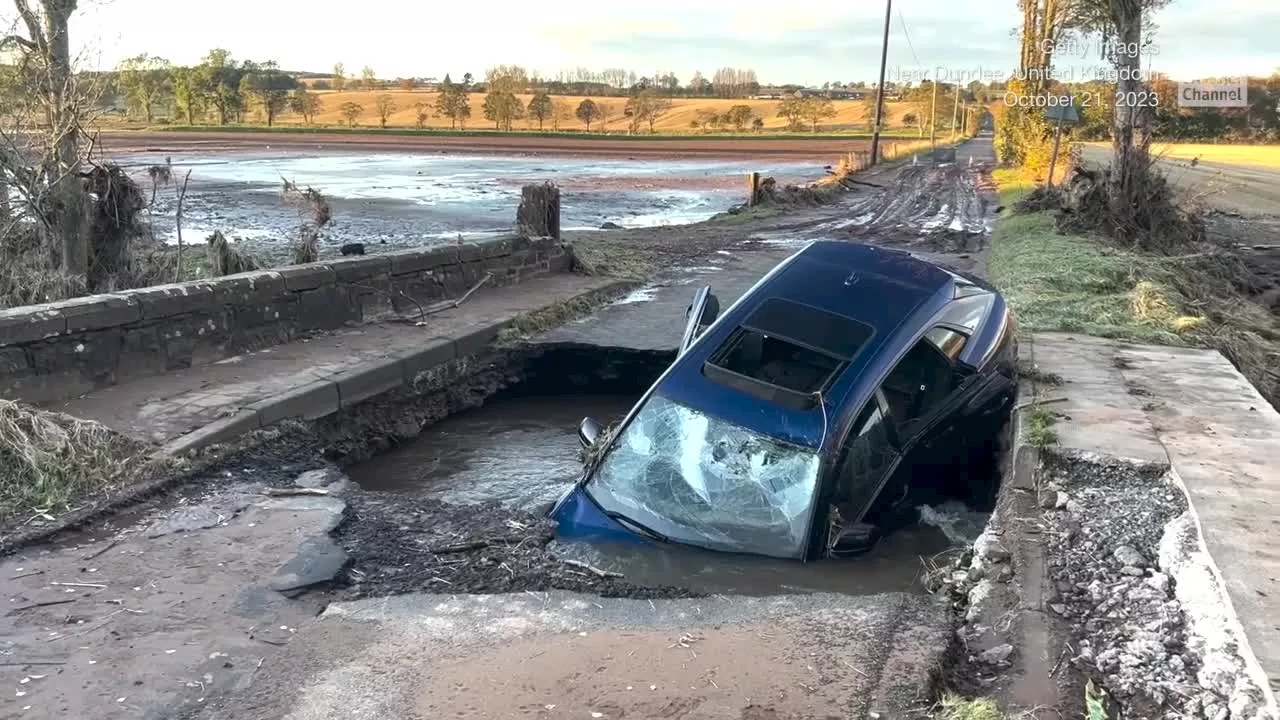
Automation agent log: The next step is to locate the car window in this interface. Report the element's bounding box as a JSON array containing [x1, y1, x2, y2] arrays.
[[879, 338, 957, 437], [831, 401, 898, 523], [941, 294, 992, 333], [925, 326, 967, 362]]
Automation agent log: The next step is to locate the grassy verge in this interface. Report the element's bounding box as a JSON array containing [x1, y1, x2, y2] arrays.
[[988, 168, 1280, 407], [0, 400, 165, 520], [104, 123, 922, 142]]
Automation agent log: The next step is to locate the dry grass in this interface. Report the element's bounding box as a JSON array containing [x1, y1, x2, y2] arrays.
[[111, 91, 924, 135], [0, 400, 160, 518]]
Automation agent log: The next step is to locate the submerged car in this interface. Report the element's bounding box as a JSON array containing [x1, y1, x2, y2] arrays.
[[550, 241, 1017, 561]]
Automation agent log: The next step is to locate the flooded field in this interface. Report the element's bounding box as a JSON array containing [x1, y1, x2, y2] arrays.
[[115, 149, 825, 262]]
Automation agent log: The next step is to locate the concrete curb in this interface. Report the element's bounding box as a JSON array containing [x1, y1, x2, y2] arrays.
[[158, 277, 639, 456]]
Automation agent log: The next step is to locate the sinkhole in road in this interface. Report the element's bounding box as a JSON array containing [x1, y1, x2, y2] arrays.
[[345, 346, 1004, 596]]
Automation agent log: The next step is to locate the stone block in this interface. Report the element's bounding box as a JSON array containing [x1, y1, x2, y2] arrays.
[[26, 328, 122, 396], [387, 246, 460, 275], [480, 236, 515, 259], [162, 309, 232, 369], [278, 263, 336, 292], [116, 321, 170, 381], [296, 285, 360, 331], [252, 380, 340, 424], [162, 410, 262, 456], [229, 296, 299, 352], [327, 255, 391, 282], [0, 347, 29, 375], [52, 293, 141, 333], [399, 341, 456, 386], [210, 270, 286, 307], [335, 358, 405, 407], [453, 322, 510, 358], [456, 242, 488, 263], [131, 281, 218, 319], [0, 305, 65, 346]]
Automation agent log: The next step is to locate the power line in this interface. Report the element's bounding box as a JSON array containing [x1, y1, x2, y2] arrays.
[[897, 11, 921, 68]]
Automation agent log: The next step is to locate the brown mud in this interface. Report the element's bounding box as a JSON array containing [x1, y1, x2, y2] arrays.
[[97, 130, 878, 161]]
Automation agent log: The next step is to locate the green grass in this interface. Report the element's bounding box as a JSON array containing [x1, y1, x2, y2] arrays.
[[0, 400, 164, 520], [987, 170, 1183, 345], [117, 123, 921, 142], [1024, 405, 1060, 449], [935, 694, 1006, 720], [988, 168, 1280, 409]]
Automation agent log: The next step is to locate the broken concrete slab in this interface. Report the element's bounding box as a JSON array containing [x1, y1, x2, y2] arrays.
[[146, 502, 246, 538], [271, 534, 350, 597]]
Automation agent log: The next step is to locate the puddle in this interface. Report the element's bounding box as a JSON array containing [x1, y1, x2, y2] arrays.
[[346, 394, 634, 509], [548, 519, 959, 596]]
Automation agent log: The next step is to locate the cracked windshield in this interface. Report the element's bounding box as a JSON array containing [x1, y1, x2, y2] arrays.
[[587, 394, 821, 559], [0, 0, 1275, 718]]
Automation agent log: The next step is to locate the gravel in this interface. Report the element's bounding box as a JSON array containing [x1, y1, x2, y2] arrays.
[[1040, 456, 1276, 720]]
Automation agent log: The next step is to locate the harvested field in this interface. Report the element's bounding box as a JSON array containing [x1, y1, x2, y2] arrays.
[[96, 128, 921, 161], [100, 92, 925, 134]]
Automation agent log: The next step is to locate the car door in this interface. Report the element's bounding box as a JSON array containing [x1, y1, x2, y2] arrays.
[[873, 326, 985, 501], [679, 286, 720, 356], [824, 391, 904, 534]]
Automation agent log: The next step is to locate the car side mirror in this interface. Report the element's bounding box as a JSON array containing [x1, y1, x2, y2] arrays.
[[830, 523, 881, 558], [578, 417, 603, 449]]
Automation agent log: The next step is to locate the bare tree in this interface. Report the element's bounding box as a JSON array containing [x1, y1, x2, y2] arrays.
[[374, 94, 396, 128], [1068, 0, 1170, 211], [1, 0, 92, 281]]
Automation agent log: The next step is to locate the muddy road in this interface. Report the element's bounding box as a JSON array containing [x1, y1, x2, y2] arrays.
[[0, 138, 1003, 720]]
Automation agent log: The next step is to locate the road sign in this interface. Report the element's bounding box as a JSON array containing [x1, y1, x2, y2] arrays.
[[1043, 98, 1080, 125]]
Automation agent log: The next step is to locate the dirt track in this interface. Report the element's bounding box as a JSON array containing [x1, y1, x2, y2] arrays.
[[94, 129, 885, 160]]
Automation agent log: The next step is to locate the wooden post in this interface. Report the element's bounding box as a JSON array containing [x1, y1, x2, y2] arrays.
[[517, 181, 561, 240], [746, 172, 760, 206]]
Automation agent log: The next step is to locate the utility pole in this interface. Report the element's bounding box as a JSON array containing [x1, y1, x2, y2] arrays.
[[951, 84, 961, 141], [868, 0, 893, 166], [929, 79, 938, 147]]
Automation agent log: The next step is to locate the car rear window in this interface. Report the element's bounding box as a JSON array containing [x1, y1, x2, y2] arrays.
[[705, 298, 873, 396]]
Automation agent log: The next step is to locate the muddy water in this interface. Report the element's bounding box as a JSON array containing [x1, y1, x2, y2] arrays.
[[347, 394, 992, 597], [346, 394, 632, 508]]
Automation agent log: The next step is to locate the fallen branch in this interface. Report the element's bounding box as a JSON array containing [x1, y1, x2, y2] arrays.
[[82, 539, 122, 561], [0, 660, 66, 667], [9, 569, 43, 580], [421, 272, 493, 318], [6, 598, 75, 615], [1014, 396, 1068, 412], [48, 608, 125, 642], [262, 487, 330, 497], [426, 534, 525, 555], [560, 558, 622, 579], [49, 581, 106, 589]]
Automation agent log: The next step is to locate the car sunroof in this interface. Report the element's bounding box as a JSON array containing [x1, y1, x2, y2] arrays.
[[705, 298, 873, 398]]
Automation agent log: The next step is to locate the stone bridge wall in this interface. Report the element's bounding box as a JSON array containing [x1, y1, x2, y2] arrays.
[[0, 236, 571, 405]]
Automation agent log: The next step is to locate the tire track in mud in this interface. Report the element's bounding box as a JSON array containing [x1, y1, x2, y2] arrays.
[[832, 162, 993, 253], [756, 158, 997, 269]]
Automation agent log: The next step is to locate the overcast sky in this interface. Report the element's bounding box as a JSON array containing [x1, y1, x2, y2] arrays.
[[32, 0, 1280, 84]]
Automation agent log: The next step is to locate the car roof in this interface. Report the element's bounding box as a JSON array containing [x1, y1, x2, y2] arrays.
[[655, 241, 960, 449]]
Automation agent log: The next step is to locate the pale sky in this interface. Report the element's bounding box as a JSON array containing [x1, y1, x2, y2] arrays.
[[26, 0, 1280, 85]]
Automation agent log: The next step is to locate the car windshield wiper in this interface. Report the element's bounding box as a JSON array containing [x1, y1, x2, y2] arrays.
[[604, 510, 670, 544]]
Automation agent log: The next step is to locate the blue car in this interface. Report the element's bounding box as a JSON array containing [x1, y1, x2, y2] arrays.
[[550, 241, 1018, 561]]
